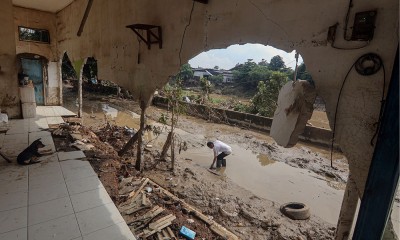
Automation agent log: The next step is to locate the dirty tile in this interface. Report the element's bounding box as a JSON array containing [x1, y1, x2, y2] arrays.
[[37, 154, 59, 163], [35, 106, 46, 116], [29, 118, 48, 132], [70, 188, 112, 213], [28, 131, 51, 142], [0, 207, 27, 233], [46, 116, 64, 125], [60, 159, 90, 168], [0, 143, 28, 157], [6, 125, 29, 135], [43, 108, 56, 117], [28, 161, 61, 177], [0, 177, 28, 194], [52, 106, 76, 117], [82, 222, 135, 240], [28, 214, 81, 240], [29, 171, 65, 189], [0, 191, 28, 212], [0, 166, 28, 181], [3, 133, 28, 146], [75, 202, 125, 235], [61, 164, 96, 182], [29, 182, 68, 205], [0, 227, 27, 240], [28, 197, 74, 226], [66, 175, 103, 195], [58, 151, 86, 161]]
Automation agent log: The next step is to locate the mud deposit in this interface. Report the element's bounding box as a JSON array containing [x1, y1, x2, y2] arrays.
[[62, 91, 350, 239]]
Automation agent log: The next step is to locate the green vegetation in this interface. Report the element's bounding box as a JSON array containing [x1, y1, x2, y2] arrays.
[[168, 54, 313, 118], [249, 72, 288, 117]]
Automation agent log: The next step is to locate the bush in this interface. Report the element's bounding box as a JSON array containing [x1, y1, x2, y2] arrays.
[[250, 72, 288, 117]]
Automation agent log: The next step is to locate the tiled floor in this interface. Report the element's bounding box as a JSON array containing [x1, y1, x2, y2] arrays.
[[0, 107, 135, 240]]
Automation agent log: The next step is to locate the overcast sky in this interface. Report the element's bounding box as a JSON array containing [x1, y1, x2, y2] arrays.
[[188, 43, 303, 70]]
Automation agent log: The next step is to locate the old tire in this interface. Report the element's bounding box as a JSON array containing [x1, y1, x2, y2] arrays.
[[280, 202, 310, 220]]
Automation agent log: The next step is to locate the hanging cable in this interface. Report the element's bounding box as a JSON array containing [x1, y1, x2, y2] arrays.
[[330, 53, 384, 167]]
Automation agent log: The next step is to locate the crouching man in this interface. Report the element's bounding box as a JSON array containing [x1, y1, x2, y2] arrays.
[[207, 140, 232, 169]]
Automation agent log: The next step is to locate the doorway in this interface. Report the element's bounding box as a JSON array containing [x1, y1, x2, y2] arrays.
[[21, 58, 44, 105]]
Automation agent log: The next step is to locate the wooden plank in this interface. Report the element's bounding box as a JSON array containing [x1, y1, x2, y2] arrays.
[[166, 227, 176, 239], [148, 178, 239, 239], [149, 214, 176, 230], [210, 224, 240, 240], [143, 221, 174, 238], [129, 178, 149, 200]]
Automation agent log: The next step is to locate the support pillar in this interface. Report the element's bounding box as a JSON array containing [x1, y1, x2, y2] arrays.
[[135, 100, 147, 171], [335, 174, 359, 240], [353, 47, 399, 239], [77, 58, 87, 118]]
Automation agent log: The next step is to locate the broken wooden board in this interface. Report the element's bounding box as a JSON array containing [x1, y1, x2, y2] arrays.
[[210, 224, 240, 240], [129, 178, 149, 200], [156, 227, 177, 240], [65, 117, 82, 125], [148, 214, 176, 230], [128, 205, 165, 232], [148, 178, 239, 240], [141, 214, 176, 238], [121, 192, 152, 215], [70, 133, 83, 141]]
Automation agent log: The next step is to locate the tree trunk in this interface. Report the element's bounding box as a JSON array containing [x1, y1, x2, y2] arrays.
[[78, 67, 83, 118], [160, 131, 172, 160], [135, 101, 146, 171], [118, 131, 139, 156], [170, 132, 175, 170]]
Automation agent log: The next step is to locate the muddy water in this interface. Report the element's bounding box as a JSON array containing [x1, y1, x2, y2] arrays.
[[66, 99, 344, 224], [180, 145, 343, 224]]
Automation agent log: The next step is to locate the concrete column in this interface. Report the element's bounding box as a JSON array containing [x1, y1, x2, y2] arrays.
[[335, 174, 359, 240], [77, 58, 87, 118]]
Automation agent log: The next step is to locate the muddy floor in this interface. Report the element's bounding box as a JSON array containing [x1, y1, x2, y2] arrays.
[[62, 90, 350, 239]]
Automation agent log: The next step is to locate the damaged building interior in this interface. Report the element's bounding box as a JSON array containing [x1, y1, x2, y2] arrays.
[[0, 0, 398, 239]]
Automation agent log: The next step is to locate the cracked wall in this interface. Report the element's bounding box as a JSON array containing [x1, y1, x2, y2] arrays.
[[14, 6, 61, 105], [56, 0, 398, 201], [0, 0, 20, 118]]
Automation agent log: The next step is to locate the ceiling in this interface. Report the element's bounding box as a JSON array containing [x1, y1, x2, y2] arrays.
[[12, 0, 74, 13]]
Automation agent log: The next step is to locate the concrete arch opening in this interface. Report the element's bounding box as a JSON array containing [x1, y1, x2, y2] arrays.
[[154, 42, 347, 225]]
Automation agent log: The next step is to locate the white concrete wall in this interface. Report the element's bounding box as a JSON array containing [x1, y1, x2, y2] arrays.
[[46, 61, 59, 105], [55, 0, 398, 200], [13, 6, 60, 105], [0, 0, 20, 118], [14, 6, 58, 61]]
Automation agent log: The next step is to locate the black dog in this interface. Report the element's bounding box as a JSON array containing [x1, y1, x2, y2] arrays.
[[17, 139, 46, 165]]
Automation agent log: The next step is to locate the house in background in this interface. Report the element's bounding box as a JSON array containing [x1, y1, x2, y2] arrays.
[[192, 67, 233, 83]]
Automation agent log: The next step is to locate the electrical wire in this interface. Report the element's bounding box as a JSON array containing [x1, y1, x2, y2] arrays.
[[370, 63, 385, 146], [330, 53, 384, 167], [329, 0, 371, 50]]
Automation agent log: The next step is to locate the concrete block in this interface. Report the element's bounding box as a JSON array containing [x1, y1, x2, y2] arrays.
[[271, 80, 316, 147]]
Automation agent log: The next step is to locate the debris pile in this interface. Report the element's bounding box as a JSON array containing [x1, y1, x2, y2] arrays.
[[118, 177, 239, 239]]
